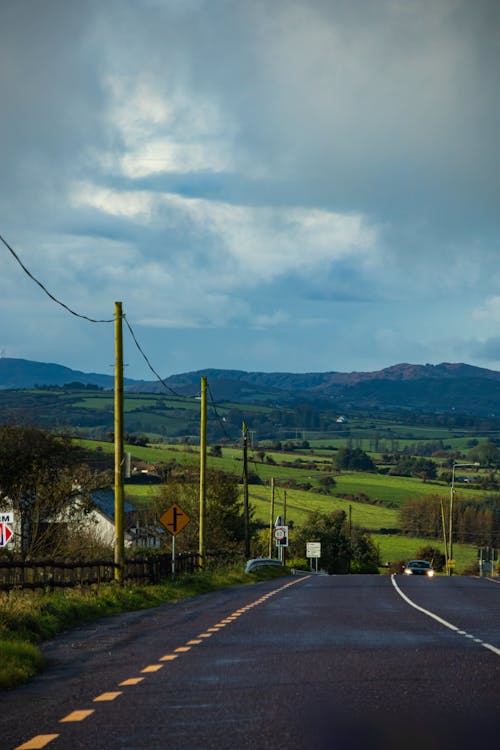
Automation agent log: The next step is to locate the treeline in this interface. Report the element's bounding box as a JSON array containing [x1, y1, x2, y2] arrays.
[[400, 494, 500, 546]]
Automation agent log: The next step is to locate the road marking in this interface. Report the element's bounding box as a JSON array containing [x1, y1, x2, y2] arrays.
[[59, 710, 95, 722], [391, 575, 500, 657], [93, 692, 122, 702], [17, 575, 311, 749], [14, 736, 59, 750], [119, 677, 144, 685], [141, 664, 163, 673]]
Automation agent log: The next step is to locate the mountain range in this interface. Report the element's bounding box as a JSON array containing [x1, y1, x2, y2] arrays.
[[1, 357, 500, 415]]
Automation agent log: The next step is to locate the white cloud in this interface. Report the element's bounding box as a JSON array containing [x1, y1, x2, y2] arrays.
[[99, 74, 244, 178], [473, 296, 500, 323], [73, 183, 377, 281], [71, 183, 154, 220], [2, 0, 500, 376]]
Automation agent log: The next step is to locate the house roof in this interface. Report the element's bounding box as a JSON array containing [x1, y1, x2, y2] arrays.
[[91, 488, 136, 522]]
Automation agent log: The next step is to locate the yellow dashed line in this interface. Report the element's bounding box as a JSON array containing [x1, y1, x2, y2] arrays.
[[141, 664, 163, 673], [60, 710, 94, 722], [119, 677, 144, 686], [18, 576, 310, 750], [14, 736, 59, 750], [93, 692, 122, 702]]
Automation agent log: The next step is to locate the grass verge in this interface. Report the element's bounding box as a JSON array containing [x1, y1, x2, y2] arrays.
[[0, 565, 287, 690]]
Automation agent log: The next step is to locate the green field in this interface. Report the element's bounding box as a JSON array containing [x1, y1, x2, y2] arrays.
[[114, 445, 482, 573], [74, 419, 497, 578]]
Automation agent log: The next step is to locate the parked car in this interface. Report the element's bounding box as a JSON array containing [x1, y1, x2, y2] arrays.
[[245, 558, 283, 573], [404, 559, 435, 577]]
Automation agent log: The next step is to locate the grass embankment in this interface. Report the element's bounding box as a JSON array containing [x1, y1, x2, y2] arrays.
[[0, 566, 286, 690]]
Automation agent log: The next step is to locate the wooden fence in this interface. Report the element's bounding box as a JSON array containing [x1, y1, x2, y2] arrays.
[[0, 550, 240, 591]]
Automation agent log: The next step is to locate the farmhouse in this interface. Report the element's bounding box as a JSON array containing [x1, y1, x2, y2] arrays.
[[88, 488, 163, 549]]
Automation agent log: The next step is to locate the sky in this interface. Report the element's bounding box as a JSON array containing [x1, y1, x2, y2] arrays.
[[1, 0, 500, 381]]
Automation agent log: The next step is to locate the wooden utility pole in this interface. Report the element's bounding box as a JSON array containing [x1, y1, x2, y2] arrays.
[[268, 477, 275, 558], [199, 375, 207, 569], [114, 301, 125, 584], [242, 421, 250, 557]]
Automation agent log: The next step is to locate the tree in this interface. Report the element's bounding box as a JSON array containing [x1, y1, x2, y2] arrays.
[[291, 510, 379, 574], [415, 545, 446, 572], [467, 441, 500, 468], [153, 470, 256, 553], [389, 456, 437, 480], [333, 447, 375, 472], [0, 425, 110, 558], [399, 495, 443, 539]]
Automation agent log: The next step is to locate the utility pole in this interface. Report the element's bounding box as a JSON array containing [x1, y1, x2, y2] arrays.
[[199, 376, 207, 569], [440, 498, 449, 573], [268, 477, 275, 558], [282, 489, 287, 566], [449, 462, 479, 575], [114, 301, 124, 584], [242, 421, 250, 558]]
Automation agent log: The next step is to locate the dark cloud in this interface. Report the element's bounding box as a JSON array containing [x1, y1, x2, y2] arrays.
[[1, 0, 499, 375]]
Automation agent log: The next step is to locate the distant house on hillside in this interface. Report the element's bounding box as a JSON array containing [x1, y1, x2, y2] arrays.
[[336, 415, 347, 423]]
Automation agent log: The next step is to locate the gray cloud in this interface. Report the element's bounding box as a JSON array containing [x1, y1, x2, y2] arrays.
[[1, 0, 499, 376]]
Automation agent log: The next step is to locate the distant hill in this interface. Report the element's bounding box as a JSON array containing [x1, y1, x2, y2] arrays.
[[0, 358, 140, 390], [1, 357, 500, 415]]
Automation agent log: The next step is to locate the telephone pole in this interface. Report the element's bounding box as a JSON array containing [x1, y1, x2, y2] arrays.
[[268, 477, 275, 558], [114, 301, 125, 584], [242, 421, 250, 557], [199, 376, 207, 569]]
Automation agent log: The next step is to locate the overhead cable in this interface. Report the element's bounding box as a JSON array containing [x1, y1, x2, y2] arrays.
[[0, 233, 114, 323], [123, 316, 182, 397], [207, 380, 230, 440]]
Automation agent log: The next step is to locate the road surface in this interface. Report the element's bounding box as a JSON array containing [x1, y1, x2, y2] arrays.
[[2, 574, 499, 750]]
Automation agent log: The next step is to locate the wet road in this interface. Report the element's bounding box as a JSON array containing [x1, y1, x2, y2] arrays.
[[3, 574, 499, 750]]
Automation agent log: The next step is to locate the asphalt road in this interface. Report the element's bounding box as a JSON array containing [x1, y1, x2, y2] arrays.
[[2, 574, 499, 750]]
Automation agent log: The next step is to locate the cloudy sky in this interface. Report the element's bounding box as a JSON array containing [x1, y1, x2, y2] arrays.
[[1, 0, 499, 380]]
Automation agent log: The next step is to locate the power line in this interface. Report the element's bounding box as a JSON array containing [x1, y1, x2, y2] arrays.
[[1, 232, 188, 398], [0, 233, 114, 323], [207, 380, 230, 440], [122, 316, 183, 398]]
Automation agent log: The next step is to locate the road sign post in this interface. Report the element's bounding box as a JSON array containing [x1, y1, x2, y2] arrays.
[[274, 525, 288, 564], [159, 503, 190, 576], [306, 541, 321, 572]]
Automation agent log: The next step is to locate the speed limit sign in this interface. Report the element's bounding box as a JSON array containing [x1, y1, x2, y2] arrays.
[[274, 525, 288, 546]]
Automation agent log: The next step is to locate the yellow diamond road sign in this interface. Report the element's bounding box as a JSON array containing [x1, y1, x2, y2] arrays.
[[160, 503, 190, 536]]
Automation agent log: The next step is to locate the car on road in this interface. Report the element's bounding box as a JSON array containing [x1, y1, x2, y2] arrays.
[[403, 559, 435, 577], [245, 558, 284, 573]]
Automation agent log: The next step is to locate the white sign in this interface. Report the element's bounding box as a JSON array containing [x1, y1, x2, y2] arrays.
[[274, 525, 288, 547], [0, 513, 13, 524], [306, 542, 321, 558]]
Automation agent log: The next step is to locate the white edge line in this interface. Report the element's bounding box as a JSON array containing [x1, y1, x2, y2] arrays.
[[390, 574, 500, 657]]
